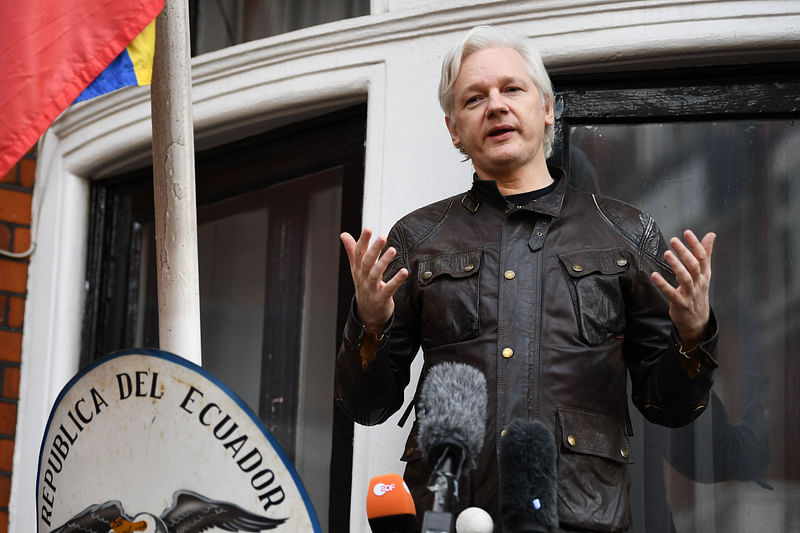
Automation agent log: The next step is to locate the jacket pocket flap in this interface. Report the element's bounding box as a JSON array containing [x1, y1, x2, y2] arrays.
[[558, 248, 631, 279], [557, 407, 631, 464], [400, 444, 423, 462], [418, 249, 482, 285]]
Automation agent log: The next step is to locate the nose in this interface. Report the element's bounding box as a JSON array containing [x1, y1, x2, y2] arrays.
[[486, 89, 508, 116]]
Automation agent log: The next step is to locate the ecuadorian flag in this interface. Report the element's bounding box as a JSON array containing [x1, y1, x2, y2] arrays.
[[75, 20, 157, 103], [0, 0, 164, 178]]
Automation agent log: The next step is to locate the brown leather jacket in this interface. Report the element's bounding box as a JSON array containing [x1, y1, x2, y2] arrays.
[[335, 170, 718, 532]]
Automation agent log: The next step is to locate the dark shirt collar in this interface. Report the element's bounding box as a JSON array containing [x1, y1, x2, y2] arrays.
[[463, 166, 567, 218]]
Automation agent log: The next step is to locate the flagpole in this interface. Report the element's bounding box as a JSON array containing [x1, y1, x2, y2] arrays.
[[150, 0, 202, 365]]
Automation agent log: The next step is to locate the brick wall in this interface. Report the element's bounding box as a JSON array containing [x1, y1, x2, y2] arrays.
[[0, 154, 34, 533]]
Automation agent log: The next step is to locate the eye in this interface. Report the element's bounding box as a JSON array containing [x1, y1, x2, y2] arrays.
[[505, 86, 522, 94], [465, 95, 482, 106]]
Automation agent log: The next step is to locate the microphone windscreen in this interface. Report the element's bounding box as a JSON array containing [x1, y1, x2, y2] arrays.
[[366, 474, 416, 533], [416, 362, 488, 471], [455, 507, 494, 533], [499, 418, 558, 532]]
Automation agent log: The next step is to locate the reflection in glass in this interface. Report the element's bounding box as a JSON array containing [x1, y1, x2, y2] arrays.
[[570, 121, 799, 532]]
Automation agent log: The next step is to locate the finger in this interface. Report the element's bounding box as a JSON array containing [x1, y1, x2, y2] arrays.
[[663, 249, 695, 291], [367, 245, 395, 286], [700, 232, 716, 272], [669, 236, 701, 279], [372, 245, 398, 278], [353, 228, 374, 264], [701, 231, 716, 252], [361, 235, 388, 277], [682, 229, 710, 268], [340, 232, 357, 264], [382, 268, 409, 296], [651, 271, 679, 302]]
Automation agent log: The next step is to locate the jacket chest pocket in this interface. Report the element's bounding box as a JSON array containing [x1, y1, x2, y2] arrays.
[[558, 248, 630, 346], [417, 249, 482, 347]]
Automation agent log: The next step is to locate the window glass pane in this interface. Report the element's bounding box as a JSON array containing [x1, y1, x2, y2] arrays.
[[295, 177, 343, 527], [135, 170, 343, 531], [198, 205, 268, 411], [570, 120, 800, 532], [190, 0, 370, 56]]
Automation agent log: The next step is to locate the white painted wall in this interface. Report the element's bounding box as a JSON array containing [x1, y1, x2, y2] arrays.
[[13, 2, 800, 532]]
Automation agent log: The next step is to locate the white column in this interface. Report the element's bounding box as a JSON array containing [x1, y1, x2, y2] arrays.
[[150, 0, 202, 364]]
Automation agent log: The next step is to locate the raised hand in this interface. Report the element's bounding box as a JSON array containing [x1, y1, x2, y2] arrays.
[[650, 229, 716, 349], [341, 228, 409, 334]]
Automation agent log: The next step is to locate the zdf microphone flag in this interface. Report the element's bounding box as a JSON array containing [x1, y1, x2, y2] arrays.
[[366, 474, 416, 532], [0, 0, 164, 177]]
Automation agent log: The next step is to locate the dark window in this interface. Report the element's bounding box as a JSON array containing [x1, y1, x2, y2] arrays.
[[553, 65, 800, 532], [82, 104, 366, 532], [188, 0, 370, 56]]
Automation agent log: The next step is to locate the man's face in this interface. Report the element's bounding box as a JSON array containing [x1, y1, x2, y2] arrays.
[[445, 46, 553, 180]]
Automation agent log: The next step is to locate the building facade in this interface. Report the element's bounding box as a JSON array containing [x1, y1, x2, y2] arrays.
[[8, 1, 800, 532]]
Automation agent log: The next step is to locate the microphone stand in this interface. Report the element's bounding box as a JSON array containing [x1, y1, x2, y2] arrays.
[[422, 444, 464, 533]]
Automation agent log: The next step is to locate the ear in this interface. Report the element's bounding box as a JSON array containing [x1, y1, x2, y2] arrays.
[[445, 114, 461, 149], [543, 94, 555, 126]]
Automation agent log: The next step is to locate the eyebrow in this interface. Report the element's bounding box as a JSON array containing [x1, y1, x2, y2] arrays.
[[462, 76, 530, 93]]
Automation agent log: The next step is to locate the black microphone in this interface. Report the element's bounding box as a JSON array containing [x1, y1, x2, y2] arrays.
[[499, 418, 559, 533], [416, 362, 488, 532]]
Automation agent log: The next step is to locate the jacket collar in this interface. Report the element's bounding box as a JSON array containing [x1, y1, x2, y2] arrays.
[[462, 166, 567, 218]]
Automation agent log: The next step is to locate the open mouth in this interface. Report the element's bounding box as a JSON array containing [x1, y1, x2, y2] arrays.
[[488, 127, 514, 137]]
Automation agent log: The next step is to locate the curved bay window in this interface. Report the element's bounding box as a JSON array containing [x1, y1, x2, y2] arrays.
[[82, 105, 366, 532], [553, 65, 800, 532]]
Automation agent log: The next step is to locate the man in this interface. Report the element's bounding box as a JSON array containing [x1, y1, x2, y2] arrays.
[[335, 25, 718, 532]]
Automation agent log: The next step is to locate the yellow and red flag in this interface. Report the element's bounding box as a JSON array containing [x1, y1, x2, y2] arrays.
[[0, 0, 164, 177]]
